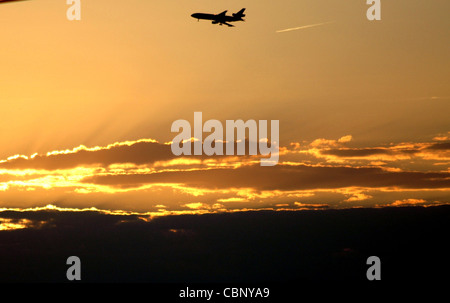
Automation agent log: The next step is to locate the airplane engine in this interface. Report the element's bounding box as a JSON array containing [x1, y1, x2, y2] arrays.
[[212, 20, 219, 24]]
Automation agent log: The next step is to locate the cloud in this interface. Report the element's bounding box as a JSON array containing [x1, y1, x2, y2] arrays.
[[322, 148, 391, 158], [281, 138, 450, 170], [338, 135, 353, 143], [0, 218, 35, 231], [0, 138, 265, 171], [433, 132, 450, 141], [0, 139, 174, 170], [390, 199, 427, 207], [321, 141, 450, 158], [81, 163, 450, 191], [382, 199, 446, 208], [426, 142, 450, 150], [294, 202, 328, 210], [1, 136, 449, 212], [183, 202, 206, 210]]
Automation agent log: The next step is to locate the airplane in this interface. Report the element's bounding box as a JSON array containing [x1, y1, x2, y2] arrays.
[[0, 0, 29, 4], [191, 8, 246, 27]]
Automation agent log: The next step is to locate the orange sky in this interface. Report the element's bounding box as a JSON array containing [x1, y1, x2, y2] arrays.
[[0, 0, 449, 214]]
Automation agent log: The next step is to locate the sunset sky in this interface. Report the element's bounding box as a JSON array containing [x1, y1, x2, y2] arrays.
[[0, 0, 449, 218]]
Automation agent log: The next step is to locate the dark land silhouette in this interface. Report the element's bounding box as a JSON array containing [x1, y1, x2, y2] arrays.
[[0, 205, 448, 285]]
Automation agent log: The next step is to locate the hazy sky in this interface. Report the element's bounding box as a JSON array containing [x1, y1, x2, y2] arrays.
[[0, 0, 449, 214]]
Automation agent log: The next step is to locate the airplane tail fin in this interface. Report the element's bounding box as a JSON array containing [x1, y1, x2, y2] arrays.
[[233, 8, 246, 19]]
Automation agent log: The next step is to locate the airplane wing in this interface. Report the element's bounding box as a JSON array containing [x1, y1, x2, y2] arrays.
[[217, 10, 227, 17], [223, 22, 235, 27]]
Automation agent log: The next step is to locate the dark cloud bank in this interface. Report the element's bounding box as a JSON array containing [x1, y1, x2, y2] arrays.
[[0, 206, 448, 285], [83, 164, 450, 191], [0, 141, 173, 170]]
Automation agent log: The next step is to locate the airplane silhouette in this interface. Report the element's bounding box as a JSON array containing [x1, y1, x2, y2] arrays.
[[191, 8, 246, 27], [0, 0, 29, 4]]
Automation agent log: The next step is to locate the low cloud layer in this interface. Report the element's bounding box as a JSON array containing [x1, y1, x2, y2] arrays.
[[0, 135, 449, 213]]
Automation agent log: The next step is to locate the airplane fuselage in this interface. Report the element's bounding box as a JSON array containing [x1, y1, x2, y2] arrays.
[[191, 13, 216, 21], [191, 13, 243, 22]]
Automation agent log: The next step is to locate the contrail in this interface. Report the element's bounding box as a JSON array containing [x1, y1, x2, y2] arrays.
[[276, 21, 334, 33]]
